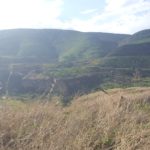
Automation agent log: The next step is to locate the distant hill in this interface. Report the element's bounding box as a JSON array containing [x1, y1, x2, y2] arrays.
[[0, 29, 150, 97], [115, 29, 150, 56], [0, 29, 129, 62], [102, 29, 150, 68], [119, 29, 150, 45]]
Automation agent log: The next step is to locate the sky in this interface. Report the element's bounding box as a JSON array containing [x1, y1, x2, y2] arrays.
[[0, 0, 150, 34]]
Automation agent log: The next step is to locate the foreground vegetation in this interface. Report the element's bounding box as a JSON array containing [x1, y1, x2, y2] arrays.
[[0, 87, 150, 150]]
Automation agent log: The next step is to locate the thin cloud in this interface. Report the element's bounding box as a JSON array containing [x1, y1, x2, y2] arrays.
[[61, 0, 150, 33], [81, 9, 98, 15], [0, 0, 149, 33]]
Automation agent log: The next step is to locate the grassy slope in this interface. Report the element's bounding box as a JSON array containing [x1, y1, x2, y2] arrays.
[[119, 29, 150, 46], [0, 87, 150, 150], [102, 29, 150, 69], [110, 43, 150, 56]]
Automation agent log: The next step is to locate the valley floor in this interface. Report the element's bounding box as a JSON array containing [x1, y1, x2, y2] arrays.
[[0, 87, 150, 150]]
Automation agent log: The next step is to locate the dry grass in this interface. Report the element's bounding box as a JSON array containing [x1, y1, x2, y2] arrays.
[[0, 87, 150, 150]]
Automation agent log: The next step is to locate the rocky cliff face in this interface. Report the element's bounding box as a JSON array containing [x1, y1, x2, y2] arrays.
[[0, 65, 150, 98], [0, 67, 104, 97], [1, 74, 103, 97], [0, 62, 96, 96]]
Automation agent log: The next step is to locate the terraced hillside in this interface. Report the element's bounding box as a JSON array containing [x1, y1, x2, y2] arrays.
[[0, 29, 150, 98]]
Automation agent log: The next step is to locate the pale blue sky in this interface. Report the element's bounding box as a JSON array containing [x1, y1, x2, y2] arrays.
[[60, 0, 105, 20], [0, 0, 149, 33]]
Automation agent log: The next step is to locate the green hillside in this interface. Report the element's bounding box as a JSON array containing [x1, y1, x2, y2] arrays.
[[0, 29, 129, 62], [119, 29, 150, 45], [0, 29, 150, 97], [102, 29, 150, 69]]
